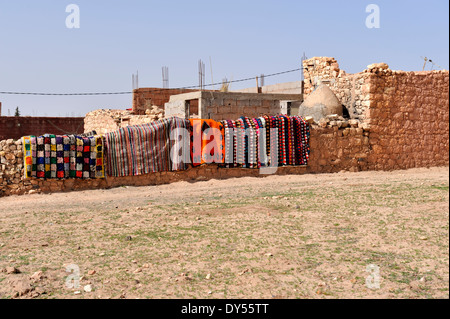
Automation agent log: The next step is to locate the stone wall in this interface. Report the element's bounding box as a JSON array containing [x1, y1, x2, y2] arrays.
[[1, 57, 448, 198], [302, 57, 449, 170], [0, 116, 85, 140], [0, 139, 24, 195], [366, 69, 449, 170], [309, 117, 371, 173], [0, 122, 372, 197], [303, 57, 372, 120]]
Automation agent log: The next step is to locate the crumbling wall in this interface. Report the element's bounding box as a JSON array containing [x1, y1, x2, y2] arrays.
[[84, 110, 122, 134], [303, 57, 372, 120], [84, 108, 165, 134], [303, 57, 449, 170]]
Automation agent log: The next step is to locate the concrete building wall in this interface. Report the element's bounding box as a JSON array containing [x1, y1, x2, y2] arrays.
[[164, 91, 303, 121], [233, 81, 302, 94]]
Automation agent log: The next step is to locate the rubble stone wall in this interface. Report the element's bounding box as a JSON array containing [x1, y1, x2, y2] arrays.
[[302, 57, 371, 120], [0, 123, 371, 197], [366, 70, 449, 170]]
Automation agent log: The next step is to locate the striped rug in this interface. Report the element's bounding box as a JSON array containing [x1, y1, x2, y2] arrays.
[[104, 117, 191, 177]]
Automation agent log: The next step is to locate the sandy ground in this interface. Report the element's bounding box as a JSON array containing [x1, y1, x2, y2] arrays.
[[0, 167, 448, 299]]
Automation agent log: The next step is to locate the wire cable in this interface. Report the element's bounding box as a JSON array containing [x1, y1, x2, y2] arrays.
[[0, 68, 302, 96]]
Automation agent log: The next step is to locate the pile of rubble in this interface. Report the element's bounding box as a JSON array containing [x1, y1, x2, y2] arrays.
[[144, 105, 164, 121], [84, 106, 165, 134]]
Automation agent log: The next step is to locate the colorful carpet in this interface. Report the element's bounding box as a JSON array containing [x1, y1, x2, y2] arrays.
[[220, 115, 310, 168], [104, 117, 191, 177], [190, 119, 225, 166], [22, 132, 104, 179]]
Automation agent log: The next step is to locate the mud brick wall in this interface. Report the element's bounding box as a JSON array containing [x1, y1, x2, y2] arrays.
[[0, 116, 85, 140], [366, 70, 449, 170]]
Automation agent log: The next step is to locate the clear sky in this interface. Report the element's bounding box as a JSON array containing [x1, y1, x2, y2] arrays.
[[0, 0, 448, 117]]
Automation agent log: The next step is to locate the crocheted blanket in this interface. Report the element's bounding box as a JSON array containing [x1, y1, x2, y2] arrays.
[[220, 115, 310, 168], [22, 133, 104, 179]]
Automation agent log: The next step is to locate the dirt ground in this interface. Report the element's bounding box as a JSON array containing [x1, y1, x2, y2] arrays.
[[0, 167, 448, 299]]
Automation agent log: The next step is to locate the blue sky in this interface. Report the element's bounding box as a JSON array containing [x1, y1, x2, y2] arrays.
[[0, 0, 448, 117]]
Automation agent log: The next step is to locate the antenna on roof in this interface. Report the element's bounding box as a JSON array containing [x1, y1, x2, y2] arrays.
[[162, 66, 169, 88], [421, 56, 428, 71], [136, 70, 139, 89], [421, 56, 444, 71], [198, 59, 205, 91], [209, 56, 214, 90], [132, 71, 139, 90], [220, 77, 229, 92], [301, 52, 308, 94], [301, 52, 307, 81]]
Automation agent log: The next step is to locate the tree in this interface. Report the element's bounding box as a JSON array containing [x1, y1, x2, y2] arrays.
[[14, 107, 20, 117]]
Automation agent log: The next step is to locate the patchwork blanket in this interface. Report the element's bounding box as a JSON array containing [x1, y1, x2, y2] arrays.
[[22, 132, 104, 179], [104, 117, 191, 177]]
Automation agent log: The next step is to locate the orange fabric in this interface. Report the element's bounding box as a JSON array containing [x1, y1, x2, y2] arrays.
[[190, 119, 225, 165]]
